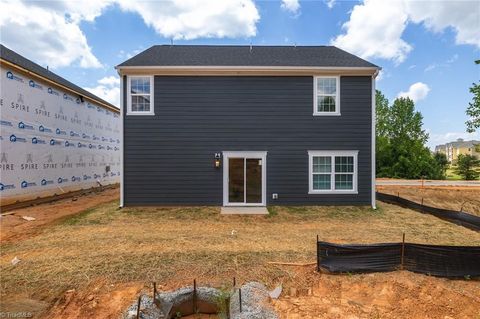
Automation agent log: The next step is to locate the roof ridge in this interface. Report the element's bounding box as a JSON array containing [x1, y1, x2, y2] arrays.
[[117, 45, 380, 69]]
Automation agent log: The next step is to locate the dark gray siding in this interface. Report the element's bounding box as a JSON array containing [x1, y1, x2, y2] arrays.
[[124, 76, 372, 205]]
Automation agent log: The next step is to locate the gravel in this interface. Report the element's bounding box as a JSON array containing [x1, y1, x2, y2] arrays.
[[230, 282, 279, 319], [123, 282, 278, 319]]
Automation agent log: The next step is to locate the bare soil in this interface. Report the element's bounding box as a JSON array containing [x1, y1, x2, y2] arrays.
[[376, 185, 480, 216], [1, 190, 479, 318], [0, 187, 119, 242], [273, 269, 480, 319]]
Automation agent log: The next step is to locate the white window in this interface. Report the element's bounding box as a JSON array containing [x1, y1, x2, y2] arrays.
[[313, 76, 340, 116], [127, 76, 154, 115], [308, 150, 358, 194]]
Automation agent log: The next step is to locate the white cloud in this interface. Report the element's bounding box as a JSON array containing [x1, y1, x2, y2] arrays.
[[281, 0, 300, 15], [331, 0, 412, 64], [376, 70, 384, 81], [446, 54, 459, 64], [0, 0, 105, 69], [424, 64, 437, 72], [98, 76, 120, 87], [116, 0, 260, 40], [84, 76, 120, 107], [331, 0, 479, 63], [406, 1, 480, 48], [424, 54, 459, 72], [397, 82, 430, 102], [0, 0, 260, 69], [324, 0, 336, 9]]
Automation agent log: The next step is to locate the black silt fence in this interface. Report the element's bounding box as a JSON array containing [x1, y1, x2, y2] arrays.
[[376, 192, 480, 232], [317, 241, 480, 278]]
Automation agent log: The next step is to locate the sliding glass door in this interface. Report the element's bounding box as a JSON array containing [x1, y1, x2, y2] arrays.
[[224, 152, 266, 206]]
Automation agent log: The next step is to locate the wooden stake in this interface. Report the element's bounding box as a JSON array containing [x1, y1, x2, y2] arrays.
[[400, 233, 405, 270], [239, 288, 242, 313], [193, 279, 197, 314], [136, 296, 141, 319], [316, 234, 320, 272], [233, 277, 236, 288]]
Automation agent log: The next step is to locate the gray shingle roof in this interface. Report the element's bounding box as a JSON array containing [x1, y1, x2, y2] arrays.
[[117, 45, 379, 68], [0, 44, 117, 110], [446, 140, 480, 148]]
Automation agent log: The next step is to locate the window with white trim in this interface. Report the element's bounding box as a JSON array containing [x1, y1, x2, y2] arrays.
[[308, 151, 358, 193], [127, 76, 154, 115], [314, 76, 340, 115]]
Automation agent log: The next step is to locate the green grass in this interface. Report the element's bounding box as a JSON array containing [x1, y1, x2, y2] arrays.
[[445, 166, 463, 180]]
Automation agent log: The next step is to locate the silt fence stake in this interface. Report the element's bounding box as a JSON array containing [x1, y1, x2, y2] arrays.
[[239, 288, 242, 313], [136, 295, 141, 319], [400, 233, 405, 270], [193, 279, 197, 314]]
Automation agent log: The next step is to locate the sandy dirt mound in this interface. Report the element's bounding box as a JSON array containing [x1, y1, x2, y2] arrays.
[[273, 270, 480, 319], [46, 280, 142, 319]]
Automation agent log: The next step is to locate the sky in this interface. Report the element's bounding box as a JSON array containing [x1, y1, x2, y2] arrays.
[[1, 0, 479, 149]]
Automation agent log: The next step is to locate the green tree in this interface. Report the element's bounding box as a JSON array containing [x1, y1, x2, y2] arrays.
[[375, 90, 390, 137], [375, 93, 444, 179], [454, 154, 480, 180], [466, 60, 480, 133], [388, 97, 428, 143], [375, 90, 392, 177], [433, 152, 449, 178]]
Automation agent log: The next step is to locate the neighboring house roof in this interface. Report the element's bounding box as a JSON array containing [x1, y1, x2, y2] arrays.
[[0, 44, 118, 111], [438, 139, 480, 149], [117, 45, 380, 69]]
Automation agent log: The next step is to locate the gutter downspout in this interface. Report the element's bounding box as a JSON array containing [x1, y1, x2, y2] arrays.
[[371, 69, 379, 209]]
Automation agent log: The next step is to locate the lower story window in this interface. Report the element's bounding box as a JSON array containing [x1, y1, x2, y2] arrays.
[[308, 150, 358, 193]]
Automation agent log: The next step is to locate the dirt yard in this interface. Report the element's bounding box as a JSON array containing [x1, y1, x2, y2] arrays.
[[376, 185, 480, 216], [0, 186, 119, 242], [1, 191, 479, 318]]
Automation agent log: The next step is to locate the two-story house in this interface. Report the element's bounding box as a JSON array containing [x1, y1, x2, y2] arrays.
[[116, 45, 380, 208]]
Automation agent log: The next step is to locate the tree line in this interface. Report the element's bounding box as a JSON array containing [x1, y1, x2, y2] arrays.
[[375, 91, 479, 180]]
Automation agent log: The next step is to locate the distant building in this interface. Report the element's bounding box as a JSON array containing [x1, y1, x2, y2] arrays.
[[435, 138, 480, 163]]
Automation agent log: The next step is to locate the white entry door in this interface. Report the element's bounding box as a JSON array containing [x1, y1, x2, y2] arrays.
[[223, 151, 267, 206]]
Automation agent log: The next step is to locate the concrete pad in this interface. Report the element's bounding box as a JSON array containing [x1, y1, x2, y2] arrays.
[[221, 206, 269, 215]]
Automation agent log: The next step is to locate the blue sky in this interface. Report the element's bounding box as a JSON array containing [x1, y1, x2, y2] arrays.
[[1, 0, 479, 148]]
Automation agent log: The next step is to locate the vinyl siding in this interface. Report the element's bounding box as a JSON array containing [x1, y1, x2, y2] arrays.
[[124, 76, 372, 205]]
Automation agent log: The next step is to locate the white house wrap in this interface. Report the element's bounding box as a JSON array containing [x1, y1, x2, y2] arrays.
[[0, 48, 120, 206]]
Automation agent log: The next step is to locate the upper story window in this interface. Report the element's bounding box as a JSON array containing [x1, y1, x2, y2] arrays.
[[127, 76, 154, 115], [308, 150, 358, 194], [314, 76, 340, 116]]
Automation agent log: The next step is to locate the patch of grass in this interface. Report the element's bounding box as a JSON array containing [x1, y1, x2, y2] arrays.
[[122, 206, 219, 220], [266, 206, 278, 217], [60, 207, 99, 225], [59, 200, 120, 225], [446, 166, 463, 180]]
